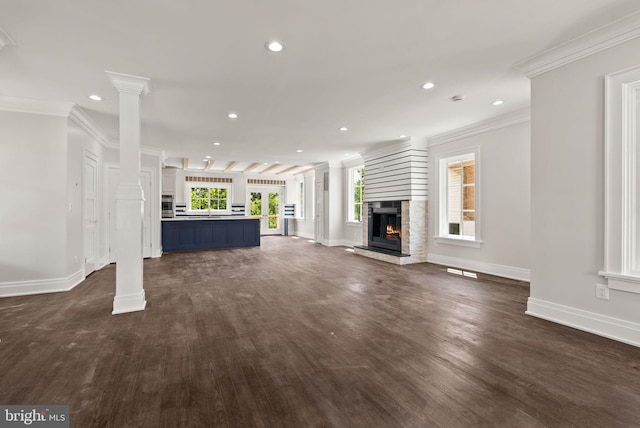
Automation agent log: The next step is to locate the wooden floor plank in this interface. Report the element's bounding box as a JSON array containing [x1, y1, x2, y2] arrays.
[[1, 236, 640, 427]]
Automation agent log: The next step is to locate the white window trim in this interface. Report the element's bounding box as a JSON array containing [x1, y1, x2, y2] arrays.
[[185, 181, 232, 214], [297, 180, 305, 219], [600, 65, 640, 294], [434, 147, 482, 247], [347, 165, 365, 224]]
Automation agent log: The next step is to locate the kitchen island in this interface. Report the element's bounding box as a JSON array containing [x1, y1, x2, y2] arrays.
[[161, 217, 260, 252]]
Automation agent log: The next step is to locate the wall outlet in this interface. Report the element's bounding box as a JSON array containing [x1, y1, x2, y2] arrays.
[[595, 284, 610, 301]]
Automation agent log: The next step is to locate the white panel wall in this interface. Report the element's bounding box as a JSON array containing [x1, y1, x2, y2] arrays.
[[427, 121, 531, 281], [529, 37, 640, 346], [364, 143, 428, 202], [0, 111, 72, 293]]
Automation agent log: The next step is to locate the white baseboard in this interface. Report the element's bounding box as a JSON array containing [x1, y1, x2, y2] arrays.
[[0, 270, 84, 298], [292, 231, 315, 240], [526, 297, 640, 348], [427, 253, 530, 282]]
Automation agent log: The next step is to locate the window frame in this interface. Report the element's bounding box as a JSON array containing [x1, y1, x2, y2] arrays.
[[185, 181, 232, 214], [298, 180, 305, 219], [347, 166, 365, 223], [435, 148, 482, 248], [600, 65, 640, 294]]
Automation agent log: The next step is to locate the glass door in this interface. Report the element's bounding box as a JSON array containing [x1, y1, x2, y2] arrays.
[[249, 187, 282, 235]]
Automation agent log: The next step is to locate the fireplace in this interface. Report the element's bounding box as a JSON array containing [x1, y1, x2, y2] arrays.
[[368, 201, 402, 253]]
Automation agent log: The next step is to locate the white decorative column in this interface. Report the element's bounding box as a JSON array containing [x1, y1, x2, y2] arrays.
[[106, 71, 151, 315]]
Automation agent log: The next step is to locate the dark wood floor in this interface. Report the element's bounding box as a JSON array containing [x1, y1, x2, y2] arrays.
[[1, 236, 640, 427]]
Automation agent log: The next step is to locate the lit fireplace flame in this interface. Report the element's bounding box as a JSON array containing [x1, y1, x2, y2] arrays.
[[386, 224, 401, 240]]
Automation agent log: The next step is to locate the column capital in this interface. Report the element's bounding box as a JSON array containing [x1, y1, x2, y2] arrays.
[[106, 71, 151, 96]]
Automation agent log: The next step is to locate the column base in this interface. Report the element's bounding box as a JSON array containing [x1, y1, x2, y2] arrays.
[[112, 289, 146, 315]]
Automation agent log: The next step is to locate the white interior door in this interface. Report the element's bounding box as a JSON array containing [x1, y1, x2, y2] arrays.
[[108, 167, 152, 262], [83, 153, 99, 275], [248, 187, 282, 235]]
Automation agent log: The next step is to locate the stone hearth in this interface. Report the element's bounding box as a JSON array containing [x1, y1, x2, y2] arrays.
[[354, 200, 428, 265]]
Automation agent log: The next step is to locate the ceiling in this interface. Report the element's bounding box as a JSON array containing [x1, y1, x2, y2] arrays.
[[1, 1, 639, 175]]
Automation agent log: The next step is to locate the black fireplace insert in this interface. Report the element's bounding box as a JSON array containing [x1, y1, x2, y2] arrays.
[[368, 201, 402, 253]]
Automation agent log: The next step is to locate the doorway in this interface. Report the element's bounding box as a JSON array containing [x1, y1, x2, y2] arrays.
[[248, 187, 282, 235], [83, 151, 99, 275]]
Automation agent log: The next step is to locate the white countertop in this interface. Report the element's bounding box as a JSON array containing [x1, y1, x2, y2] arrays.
[[162, 216, 257, 221]]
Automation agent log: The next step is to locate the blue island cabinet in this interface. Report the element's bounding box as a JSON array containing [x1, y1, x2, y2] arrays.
[[161, 218, 260, 252]]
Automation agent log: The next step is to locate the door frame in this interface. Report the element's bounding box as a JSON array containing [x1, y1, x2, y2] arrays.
[[83, 149, 100, 276]]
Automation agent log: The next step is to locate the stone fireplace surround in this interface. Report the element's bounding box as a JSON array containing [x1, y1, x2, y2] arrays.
[[354, 200, 428, 265]]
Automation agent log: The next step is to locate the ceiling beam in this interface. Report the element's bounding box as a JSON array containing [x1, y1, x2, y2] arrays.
[[294, 167, 315, 176], [224, 161, 238, 173], [276, 165, 300, 175], [260, 163, 281, 174], [243, 162, 261, 173], [183, 158, 189, 170], [204, 160, 214, 171]]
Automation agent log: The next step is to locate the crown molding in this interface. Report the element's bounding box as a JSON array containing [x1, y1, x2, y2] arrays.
[[0, 95, 74, 117], [362, 139, 414, 161], [514, 11, 640, 78], [69, 106, 113, 146], [0, 26, 16, 50], [69, 106, 164, 157], [341, 155, 364, 168], [427, 108, 530, 147], [105, 71, 151, 96]]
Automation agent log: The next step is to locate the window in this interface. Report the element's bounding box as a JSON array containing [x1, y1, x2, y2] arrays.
[[349, 167, 365, 222], [437, 150, 481, 247], [188, 183, 230, 213], [298, 181, 305, 218], [600, 65, 640, 294]]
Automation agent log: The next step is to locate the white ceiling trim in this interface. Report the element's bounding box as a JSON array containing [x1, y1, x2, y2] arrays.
[[0, 25, 16, 50], [69, 105, 165, 158], [514, 11, 640, 78], [105, 71, 151, 96], [69, 106, 113, 147], [361, 140, 413, 161], [427, 108, 530, 147], [0, 95, 74, 117]]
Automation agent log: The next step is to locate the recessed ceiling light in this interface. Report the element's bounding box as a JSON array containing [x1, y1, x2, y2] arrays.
[[339, 127, 348, 131], [202, 159, 208, 162], [422, 82, 435, 90], [275, 160, 280, 163], [227, 112, 238, 119], [89, 94, 102, 101], [205, 155, 211, 159], [297, 149, 303, 153], [263, 162, 269, 165], [399, 134, 407, 138], [212, 142, 221, 146], [265, 41, 284, 52], [492, 100, 504, 106], [344, 153, 350, 156]]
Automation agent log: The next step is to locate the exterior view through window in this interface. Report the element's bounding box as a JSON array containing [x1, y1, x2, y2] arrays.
[[352, 167, 365, 222], [447, 158, 475, 237], [190, 186, 228, 211]]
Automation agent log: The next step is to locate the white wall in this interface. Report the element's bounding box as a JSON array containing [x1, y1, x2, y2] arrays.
[[528, 37, 640, 346], [0, 110, 79, 295], [427, 120, 531, 281], [313, 163, 345, 246]]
